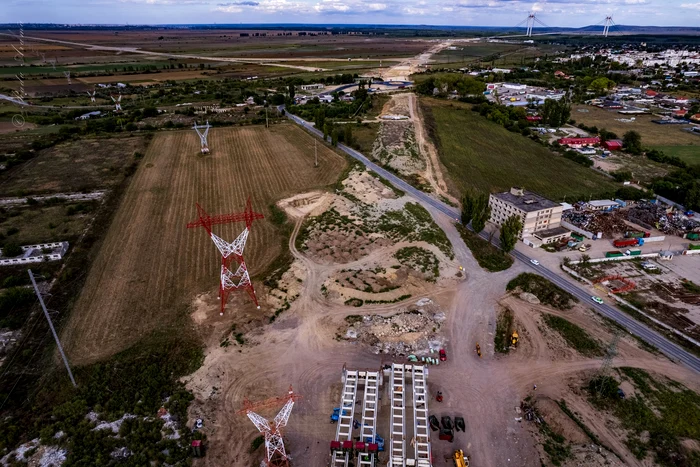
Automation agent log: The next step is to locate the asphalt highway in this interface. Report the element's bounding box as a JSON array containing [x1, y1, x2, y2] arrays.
[[285, 111, 700, 374]]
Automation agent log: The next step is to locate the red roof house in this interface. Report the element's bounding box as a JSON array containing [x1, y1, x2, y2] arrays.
[[645, 89, 658, 97], [558, 137, 600, 147], [603, 139, 623, 150]]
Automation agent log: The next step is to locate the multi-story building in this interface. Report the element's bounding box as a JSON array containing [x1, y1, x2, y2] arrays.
[[489, 187, 569, 244]]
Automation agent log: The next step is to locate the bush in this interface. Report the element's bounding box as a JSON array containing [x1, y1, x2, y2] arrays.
[[543, 314, 602, 356], [507, 273, 577, 310], [1, 242, 22, 257], [456, 225, 513, 272]]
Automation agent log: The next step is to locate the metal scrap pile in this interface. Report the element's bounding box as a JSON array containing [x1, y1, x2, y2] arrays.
[[626, 202, 700, 236], [563, 209, 628, 238]]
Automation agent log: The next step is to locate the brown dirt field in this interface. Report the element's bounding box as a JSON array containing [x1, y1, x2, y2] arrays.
[[0, 121, 37, 134], [0, 136, 149, 196], [60, 123, 346, 365]]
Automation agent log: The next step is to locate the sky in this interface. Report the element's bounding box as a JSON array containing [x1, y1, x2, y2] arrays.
[[2, 0, 700, 27]]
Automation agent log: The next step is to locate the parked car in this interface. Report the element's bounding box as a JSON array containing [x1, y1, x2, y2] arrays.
[[439, 349, 447, 361]]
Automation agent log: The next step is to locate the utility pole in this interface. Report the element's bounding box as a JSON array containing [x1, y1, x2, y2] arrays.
[[265, 100, 269, 128], [28, 269, 77, 387], [315, 139, 318, 168]]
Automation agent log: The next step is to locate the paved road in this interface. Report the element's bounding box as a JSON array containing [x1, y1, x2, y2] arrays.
[[285, 111, 700, 374]]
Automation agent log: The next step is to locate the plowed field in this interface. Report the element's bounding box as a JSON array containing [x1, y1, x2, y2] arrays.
[[61, 124, 346, 364]]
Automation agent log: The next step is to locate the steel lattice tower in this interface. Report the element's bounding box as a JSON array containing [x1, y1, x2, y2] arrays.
[[187, 198, 264, 314], [240, 387, 302, 467], [193, 120, 211, 154]]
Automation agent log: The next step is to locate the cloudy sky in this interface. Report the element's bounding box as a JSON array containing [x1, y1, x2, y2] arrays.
[[2, 0, 700, 27]]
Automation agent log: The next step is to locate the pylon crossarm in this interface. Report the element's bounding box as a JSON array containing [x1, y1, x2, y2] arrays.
[[273, 398, 295, 429], [210, 229, 249, 259], [247, 411, 272, 433]]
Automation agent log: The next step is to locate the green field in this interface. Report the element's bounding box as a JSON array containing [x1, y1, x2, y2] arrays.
[[422, 99, 618, 201], [649, 145, 700, 166]]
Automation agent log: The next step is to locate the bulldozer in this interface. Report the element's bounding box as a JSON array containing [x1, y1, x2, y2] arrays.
[[511, 331, 519, 347], [475, 343, 482, 358], [453, 449, 470, 467]]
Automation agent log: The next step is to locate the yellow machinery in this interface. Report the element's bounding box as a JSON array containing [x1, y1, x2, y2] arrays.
[[453, 449, 469, 467], [511, 331, 519, 347]]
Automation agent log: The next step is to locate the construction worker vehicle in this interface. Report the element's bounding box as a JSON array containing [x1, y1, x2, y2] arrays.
[[475, 343, 482, 358], [511, 331, 519, 347], [453, 449, 470, 467]]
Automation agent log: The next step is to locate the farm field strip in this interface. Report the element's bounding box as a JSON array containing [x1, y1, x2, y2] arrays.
[[61, 124, 346, 365]]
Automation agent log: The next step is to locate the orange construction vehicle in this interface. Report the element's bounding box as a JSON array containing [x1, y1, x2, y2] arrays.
[[475, 343, 482, 358]]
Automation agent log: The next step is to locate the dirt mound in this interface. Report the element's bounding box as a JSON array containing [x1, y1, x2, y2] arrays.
[[520, 292, 540, 304]]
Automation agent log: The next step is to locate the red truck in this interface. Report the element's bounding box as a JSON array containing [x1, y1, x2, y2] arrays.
[[613, 238, 639, 248]]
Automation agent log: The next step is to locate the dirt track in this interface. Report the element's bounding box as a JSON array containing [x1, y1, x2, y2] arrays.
[[61, 124, 346, 365]]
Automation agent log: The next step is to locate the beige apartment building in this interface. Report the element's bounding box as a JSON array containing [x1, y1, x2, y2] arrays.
[[489, 187, 569, 244]]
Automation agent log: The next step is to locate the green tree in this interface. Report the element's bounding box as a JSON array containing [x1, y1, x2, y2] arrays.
[[288, 84, 295, 100], [331, 128, 339, 146], [590, 77, 616, 94], [344, 125, 353, 147], [623, 130, 643, 155], [461, 192, 476, 226], [471, 193, 491, 233], [500, 215, 523, 253]]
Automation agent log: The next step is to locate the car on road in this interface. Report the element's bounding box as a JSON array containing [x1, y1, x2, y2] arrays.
[[530, 259, 540, 266], [591, 296, 604, 304]]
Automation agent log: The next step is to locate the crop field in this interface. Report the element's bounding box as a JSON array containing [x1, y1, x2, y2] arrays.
[[0, 136, 150, 197], [60, 123, 347, 365], [573, 104, 700, 147], [422, 98, 617, 200]]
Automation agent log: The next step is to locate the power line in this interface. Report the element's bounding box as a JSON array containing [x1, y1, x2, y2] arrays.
[[28, 269, 76, 387]]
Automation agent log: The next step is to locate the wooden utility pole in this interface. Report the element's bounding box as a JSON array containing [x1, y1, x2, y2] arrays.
[[28, 269, 76, 387], [315, 139, 318, 167]]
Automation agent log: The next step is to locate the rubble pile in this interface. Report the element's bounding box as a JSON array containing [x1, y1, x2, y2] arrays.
[[563, 210, 628, 238], [627, 202, 699, 236], [342, 298, 446, 356]]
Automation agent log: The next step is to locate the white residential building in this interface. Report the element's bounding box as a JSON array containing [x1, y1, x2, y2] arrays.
[[489, 187, 568, 244]]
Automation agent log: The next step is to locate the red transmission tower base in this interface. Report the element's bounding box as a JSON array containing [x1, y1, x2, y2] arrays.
[[187, 198, 264, 315]]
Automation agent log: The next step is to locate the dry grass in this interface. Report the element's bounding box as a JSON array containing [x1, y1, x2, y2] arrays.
[[0, 136, 149, 197], [61, 123, 347, 364]]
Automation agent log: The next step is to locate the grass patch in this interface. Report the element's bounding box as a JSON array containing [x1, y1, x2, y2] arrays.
[[422, 98, 617, 201], [250, 435, 264, 453], [589, 368, 700, 466], [648, 145, 700, 166], [542, 314, 602, 356], [456, 224, 513, 272], [507, 273, 577, 310], [394, 246, 440, 280], [494, 307, 515, 354], [365, 294, 411, 305], [345, 298, 364, 307]]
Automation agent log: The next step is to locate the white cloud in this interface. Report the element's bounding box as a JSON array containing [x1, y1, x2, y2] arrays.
[[680, 2, 700, 9]]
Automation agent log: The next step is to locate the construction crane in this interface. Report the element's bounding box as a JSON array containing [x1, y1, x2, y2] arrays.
[[240, 387, 302, 467]]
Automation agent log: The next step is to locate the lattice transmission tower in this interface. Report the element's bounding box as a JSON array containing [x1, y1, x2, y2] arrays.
[[187, 198, 264, 314], [240, 387, 302, 467], [193, 120, 211, 154]]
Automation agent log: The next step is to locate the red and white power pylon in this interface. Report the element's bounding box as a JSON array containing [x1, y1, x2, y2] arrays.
[[187, 198, 264, 315], [240, 387, 302, 467]]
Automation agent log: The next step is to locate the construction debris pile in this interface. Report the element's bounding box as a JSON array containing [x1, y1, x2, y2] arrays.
[[627, 202, 699, 236], [342, 298, 446, 356], [563, 201, 700, 238], [563, 209, 628, 238]]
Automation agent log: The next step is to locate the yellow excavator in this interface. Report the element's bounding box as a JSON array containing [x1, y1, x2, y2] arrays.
[[511, 331, 519, 347], [453, 449, 470, 467]]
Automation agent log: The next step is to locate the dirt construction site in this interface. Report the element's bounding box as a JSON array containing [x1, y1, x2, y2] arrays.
[[57, 113, 700, 466]]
